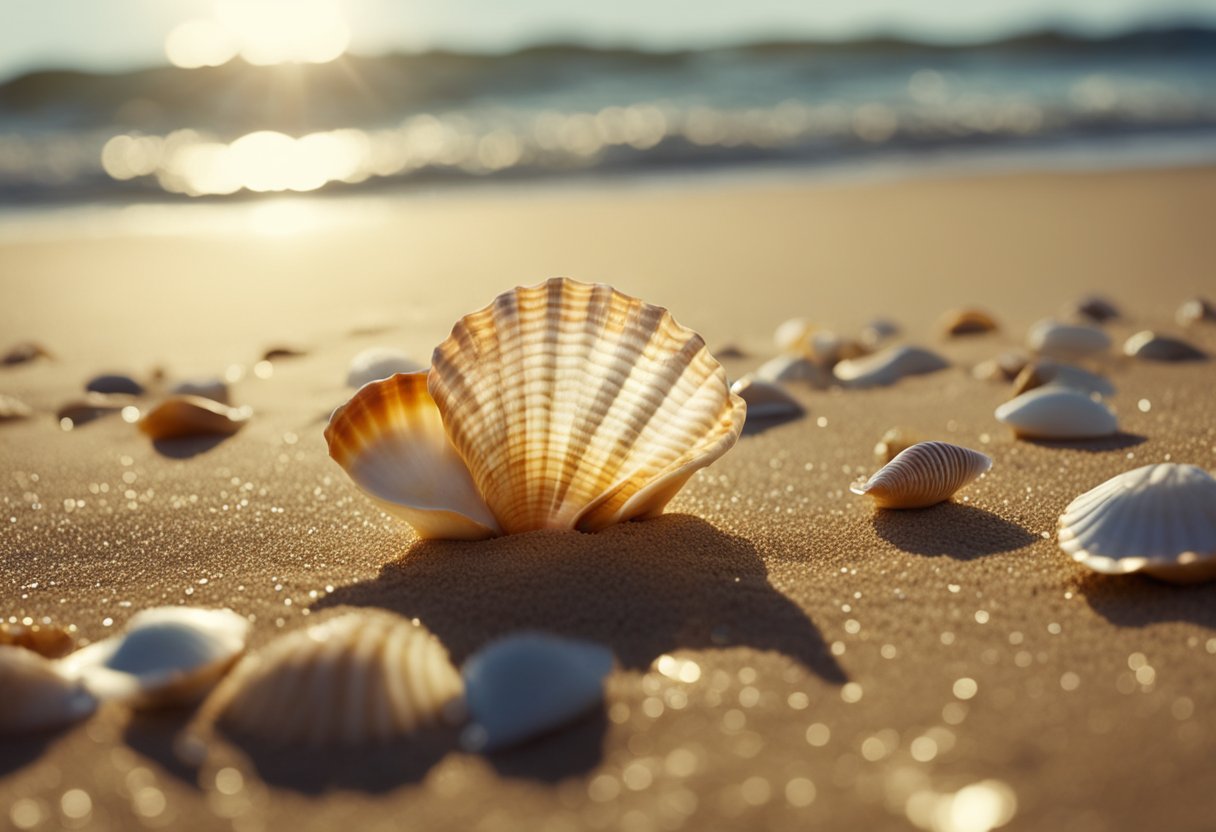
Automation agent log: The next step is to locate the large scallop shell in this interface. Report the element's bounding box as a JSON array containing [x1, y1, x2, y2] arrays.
[[851, 441, 991, 509], [326, 372, 501, 540], [833, 346, 948, 388], [0, 646, 96, 735], [994, 387, 1117, 440], [1058, 464, 1216, 583], [427, 278, 746, 535], [1026, 320, 1111, 360], [201, 611, 463, 746]]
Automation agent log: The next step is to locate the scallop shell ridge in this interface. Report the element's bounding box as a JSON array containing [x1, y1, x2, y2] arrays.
[[851, 441, 992, 509], [428, 278, 746, 534]]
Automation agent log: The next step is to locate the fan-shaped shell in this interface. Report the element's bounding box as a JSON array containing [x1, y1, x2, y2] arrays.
[[1122, 331, 1206, 362], [138, 396, 251, 440], [754, 354, 831, 388], [995, 387, 1117, 440], [428, 278, 746, 535], [1058, 464, 1216, 583], [62, 607, 248, 708], [326, 372, 501, 540], [729, 376, 804, 420], [1176, 297, 1215, 327], [462, 633, 614, 752], [202, 611, 463, 746], [851, 441, 991, 509], [1011, 360, 1115, 398], [0, 646, 96, 734], [1026, 320, 1111, 360], [834, 346, 948, 388], [346, 347, 424, 388], [939, 308, 998, 337]]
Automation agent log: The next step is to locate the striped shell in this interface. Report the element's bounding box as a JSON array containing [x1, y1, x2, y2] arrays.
[[1058, 464, 1216, 583], [834, 346, 948, 388], [0, 646, 96, 735], [138, 396, 251, 440], [201, 611, 463, 746], [995, 387, 1117, 440], [1026, 320, 1111, 360], [1122, 331, 1206, 362], [851, 441, 992, 509]]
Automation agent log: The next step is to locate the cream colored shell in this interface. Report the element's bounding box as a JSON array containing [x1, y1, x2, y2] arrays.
[[851, 441, 991, 509], [834, 346, 948, 388], [995, 387, 1117, 440], [1058, 464, 1216, 583], [1026, 320, 1111, 360], [1122, 331, 1206, 362], [201, 611, 464, 746]]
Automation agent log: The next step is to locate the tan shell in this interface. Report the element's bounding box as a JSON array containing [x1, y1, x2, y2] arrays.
[[1010, 360, 1115, 398], [427, 278, 745, 535], [1026, 320, 1111, 360], [1122, 331, 1206, 362], [834, 346, 948, 388], [995, 387, 1117, 440], [0, 621, 76, 658], [0, 646, 96, 735], [1058, 464, 1216, 583], [326, 372, 501, 540], [729, 376, 805, 420], [972, 352, 1028, 382], [1176, 297, 1215, 327], [873, 427, 923, 464], [138, 395, 251, 440], [851, 441, 992, 509], [773, 318, 814, 354], [201, 611, 463, 746], [939, 308, 998, 337]]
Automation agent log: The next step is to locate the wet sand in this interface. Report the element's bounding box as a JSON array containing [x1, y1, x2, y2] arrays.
[[1, 165, 1215, 831]]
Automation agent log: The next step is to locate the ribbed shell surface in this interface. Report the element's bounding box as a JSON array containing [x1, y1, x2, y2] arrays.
[[428, 278, 746, 534], [206, 612, 463, 746], [1057, 464, 1216, 583], [851, 441, 992, 509]]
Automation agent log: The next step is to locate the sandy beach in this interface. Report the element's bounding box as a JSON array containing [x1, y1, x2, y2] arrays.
[[2, 164, 1215, 831]]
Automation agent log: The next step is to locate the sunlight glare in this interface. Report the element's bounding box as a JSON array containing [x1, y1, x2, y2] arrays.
[[165, 19, 239, 68], [215, 0, 350, 65]]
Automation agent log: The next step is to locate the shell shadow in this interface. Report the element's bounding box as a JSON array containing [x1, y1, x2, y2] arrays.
[[483, 709, 608, 783], [0, 729, 60, 777], [1075, 572, 1216, 629], [151, 435, 232, 459], [122, 710, 201, 786], [741, 413, 805, 436], [1022, 432, 1146, 453], [871, 503, 1036, 559], [314, 515, 844, 679]]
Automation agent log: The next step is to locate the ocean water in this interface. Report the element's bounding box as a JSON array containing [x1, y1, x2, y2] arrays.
[[1, 26, 1215, 205]]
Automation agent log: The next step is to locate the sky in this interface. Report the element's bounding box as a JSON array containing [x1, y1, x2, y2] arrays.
[[2, 0, 1216, 81]]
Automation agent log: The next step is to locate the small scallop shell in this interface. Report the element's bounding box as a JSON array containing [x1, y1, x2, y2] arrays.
[[138, 396, 251, 440], [0, 621, 76, 658], [1026, 320, 1111, 360], [1058, 464, 1216, 583], [972, 351, 1029, 382], [851, 441, 991, 509], [169, 378, 230, 404], [1122, 331, 1206, 362], [834, 346, 948, 388], [347, 347, 424, 388], [0, 393, 33, 421], [939, 308, 998, 337], [1176, 297, 1215, 327], [1011, 360, 1115, 398], [0, 646, 96, 735], [201, 611, 463, 746], [1067, 295, 1120, 324], [729, 376, 804, 419], [873, 427, 923, 464], [754, 355, 830, 388], [62, 607, 248, 708], [462, 633, 614, 752], [994, 387, 1117, 440], [85, 374, 144, 396]]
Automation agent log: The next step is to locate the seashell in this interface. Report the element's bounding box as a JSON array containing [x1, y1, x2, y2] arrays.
[[860, 318, 900, 349], [0, 621, 76, 659], [326, 372, 502, 540], [261, 346, 307, 361], [1122, 331, 1206, 362], [753, 354, 831, 388], [873, 427, 924, 464], [462, 633, 614, 752], [773, 318, 813, 354], [62, 607, 248, 708], [1067, 295, 1120, 324], [346, 347, 424, 388], [994, 387, 1117, 440], [808, 330, 866, 366], [1058, 464, 1216, 583], [201, 611, 463, 746], [0, 646, 96, 734], [833, 346, 948, 388], [851, 441, 991, 509], [138, 395, 251, 440], [169, 377, 230, 404], [1176, 297, 1215, 327], [85, 373, 144, 396], [729, 376, 804, 420], [939, 308, 998, 337], [0, 393, 33, 421], [1010, 360, 1115, 398], [2, 341, 53, 366], [426, 279, 746, 535], [972, 351, 1029, 382], [56, 393, 136, 427], [1026, 320, 1111, 360]]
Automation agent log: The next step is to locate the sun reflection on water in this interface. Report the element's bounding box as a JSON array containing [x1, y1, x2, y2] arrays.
[[165, 0, 349, 69]]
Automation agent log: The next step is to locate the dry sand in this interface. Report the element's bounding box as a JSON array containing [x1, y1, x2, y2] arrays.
[[1, 165, 1215, 831]]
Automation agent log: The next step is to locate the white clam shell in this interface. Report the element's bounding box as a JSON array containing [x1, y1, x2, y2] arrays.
[[833, 346, 948, 388], [729, 376, 804, 419], [1011, 360, 1115, 398], [995, 387, 1117, 440], [1122, 330, 1206, 362], [851, 441, 991, 509], [62, 607, 249, 708], [1058, 464, 1216, 583], [201, 611, 463, 746], [462, 633, 614, 752], [0, 646, 97, 735], [346, 347, 425, 388], [1026, 320, 1111, 360], [753, 354, 831, 388]]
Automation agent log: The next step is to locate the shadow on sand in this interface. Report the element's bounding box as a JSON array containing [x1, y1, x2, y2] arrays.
[[0, 730, 59, 778], [1076, 572, 1216, 630], [152, 436, 232, 459], [1023, 432, 1146, 454], [872, 503, 1036, 559]]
